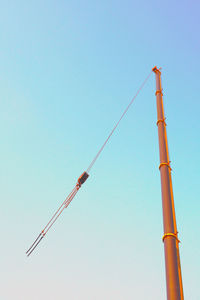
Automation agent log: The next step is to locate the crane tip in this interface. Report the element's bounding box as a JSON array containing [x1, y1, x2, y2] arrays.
[[152, 66, 161, 73]]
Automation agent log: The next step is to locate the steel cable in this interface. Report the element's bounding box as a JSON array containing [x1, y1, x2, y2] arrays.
[[26, 70, 152, 257], [86, 70, 152, 173]]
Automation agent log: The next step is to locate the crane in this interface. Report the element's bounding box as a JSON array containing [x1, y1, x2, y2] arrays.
[[26, 67, 184, 300]]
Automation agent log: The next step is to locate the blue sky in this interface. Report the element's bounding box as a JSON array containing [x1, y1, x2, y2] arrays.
[[1, 1, 200, 299]]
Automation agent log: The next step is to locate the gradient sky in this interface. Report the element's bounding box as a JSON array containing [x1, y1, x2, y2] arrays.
[[1, 1, 200, 299]]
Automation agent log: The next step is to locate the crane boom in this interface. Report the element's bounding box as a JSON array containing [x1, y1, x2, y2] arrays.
[[153, 66, 184, 300]]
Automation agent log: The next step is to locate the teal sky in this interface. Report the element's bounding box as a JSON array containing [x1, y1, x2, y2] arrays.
[[1, 1, 200, 299]]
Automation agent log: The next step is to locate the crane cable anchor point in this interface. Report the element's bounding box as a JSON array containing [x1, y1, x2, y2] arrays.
[[157, 117, 166, 126], [162, 232, 180, 243], [159, 162, 172, 171], [155, 89, 163, 96]]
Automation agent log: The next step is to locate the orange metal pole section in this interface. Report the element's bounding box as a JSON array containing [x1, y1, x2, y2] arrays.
[[152, 67, 184, 300]]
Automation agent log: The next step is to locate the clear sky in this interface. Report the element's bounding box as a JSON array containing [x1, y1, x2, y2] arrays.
[[1, 1, 200, 299]]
